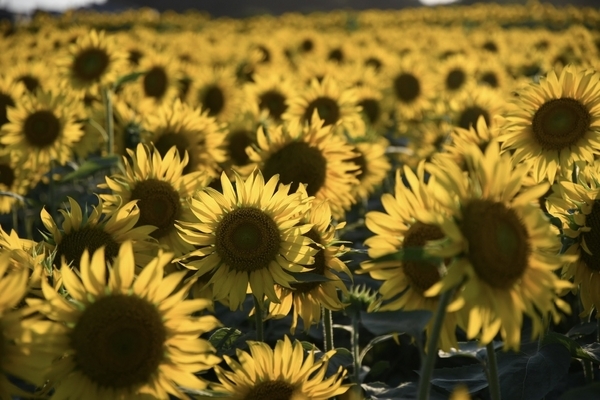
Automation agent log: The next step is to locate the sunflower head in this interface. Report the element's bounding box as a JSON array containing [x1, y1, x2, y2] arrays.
[[40, 197, 157, 271], [176, 169, 316, 310], [33, 242, 221, 399], [214, 336, 350, 400], [425, 141, 573, 350], [499, 65, 600, 183]]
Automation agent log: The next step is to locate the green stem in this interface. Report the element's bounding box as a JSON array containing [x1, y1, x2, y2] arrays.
[[253, 296, 264, 342], [351, 312, 360, 383], [11, 204, 18, 235], [323, 307, 334, 352], [48, 160, 57, 221], [486, 342, 501, 400], [417, 286, 456, 400], [583, 360, 594, 384], [103, 87, 114, 156]]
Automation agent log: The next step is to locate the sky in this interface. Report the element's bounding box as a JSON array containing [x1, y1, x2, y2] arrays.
[[0, 0, 458, 14]]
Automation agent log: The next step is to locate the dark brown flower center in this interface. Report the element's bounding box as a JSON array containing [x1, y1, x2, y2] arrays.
[[73, 47, 110, 82], [18, 75, 40, 93], [350, 150, 367, 181], [259, 90, 287, 121], [446, 68, 466, 91], [402, 222, 445, 294], [458, 106, 490, 131], [580, 201, 600, 272], [481, 72, 499, 88], [0, 163, 15, 188], [328, 48, 344, 63], [0, 93, 15, 127], [244, 380, 296, 400], [482, 41, 498, 52], [300, 39, 314, 52], [200, 85, 225, 117], [70, 295, 166, 389], [531, 98, 591, 151], [215, 207, 281, 272], [393, 73, 420, 103], [128, 49, 143, 65], [54, 226, 120, 270], [292, 228, 326, 293], [365, 57, 383, 72], [262, 141, 327, 195], [303, 97, 340, 127], [23, 110, 61, 148], [359, 98, 380, 124], [227, 129, 254, 166], [154, 133, 197, 175], [130, 179, 181, 240], [143, 67, 168, 99], [461, 199, 530, 289]]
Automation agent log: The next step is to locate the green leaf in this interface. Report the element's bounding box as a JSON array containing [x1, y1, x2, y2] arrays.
[[541, 331, 599, 364], [300, 341, 318, 352], [60, 155, 120, 182], [438, 341, 503, 362], [559, 382, 600, 400], [359, 309, 432, 339], [358, 334, 397, 365], [113, 71, 145, 90], [370, 247, 442, 264], [497, 342, 571, 400], [431, 364, 488, 393], [208, 327, 242, 354]]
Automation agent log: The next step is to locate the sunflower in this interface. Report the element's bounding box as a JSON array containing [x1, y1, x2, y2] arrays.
[[28, 242, 222, 400], [222, 116, 260, 177], [176, 169, 316, 311], [143, 99, 227, 178], [247, 116, 360, 219], [0, 89, 83, 172], [244, 70, 298, 124], [56, 29, 128, 97], [385, 54, 435, 121], [424, 141, 573, 350], [0, 154, 31, 214], [352, 79, 390, 131], [284, 75, 366, 138], [100, 143, 210, 257], [435, 115, 501, 170], [447, 83, 508, 132], [350, 137, 392, 204], [41, 197, 157, 270], [268, 199, 351, 332], [473, 55, 513, 92], [0, 75, 25, 130], [0, 226, 52, 299], [0, 254, 54, 399], [213, 336, 350, 400], [122, 48, 183, 110], [188, 65, 241, 123], [358, 162, 463, 352], [499, 65, 600, 184], [436, 54, 477, 98], [6, 60, 53, 94], [546, 163, 600, 318]]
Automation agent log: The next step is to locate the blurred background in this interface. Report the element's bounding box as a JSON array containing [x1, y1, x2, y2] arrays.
[[0, 0, 597, 19]]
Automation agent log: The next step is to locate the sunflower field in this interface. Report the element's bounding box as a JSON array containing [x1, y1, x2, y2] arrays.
[[2, 1, 600, 399]]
